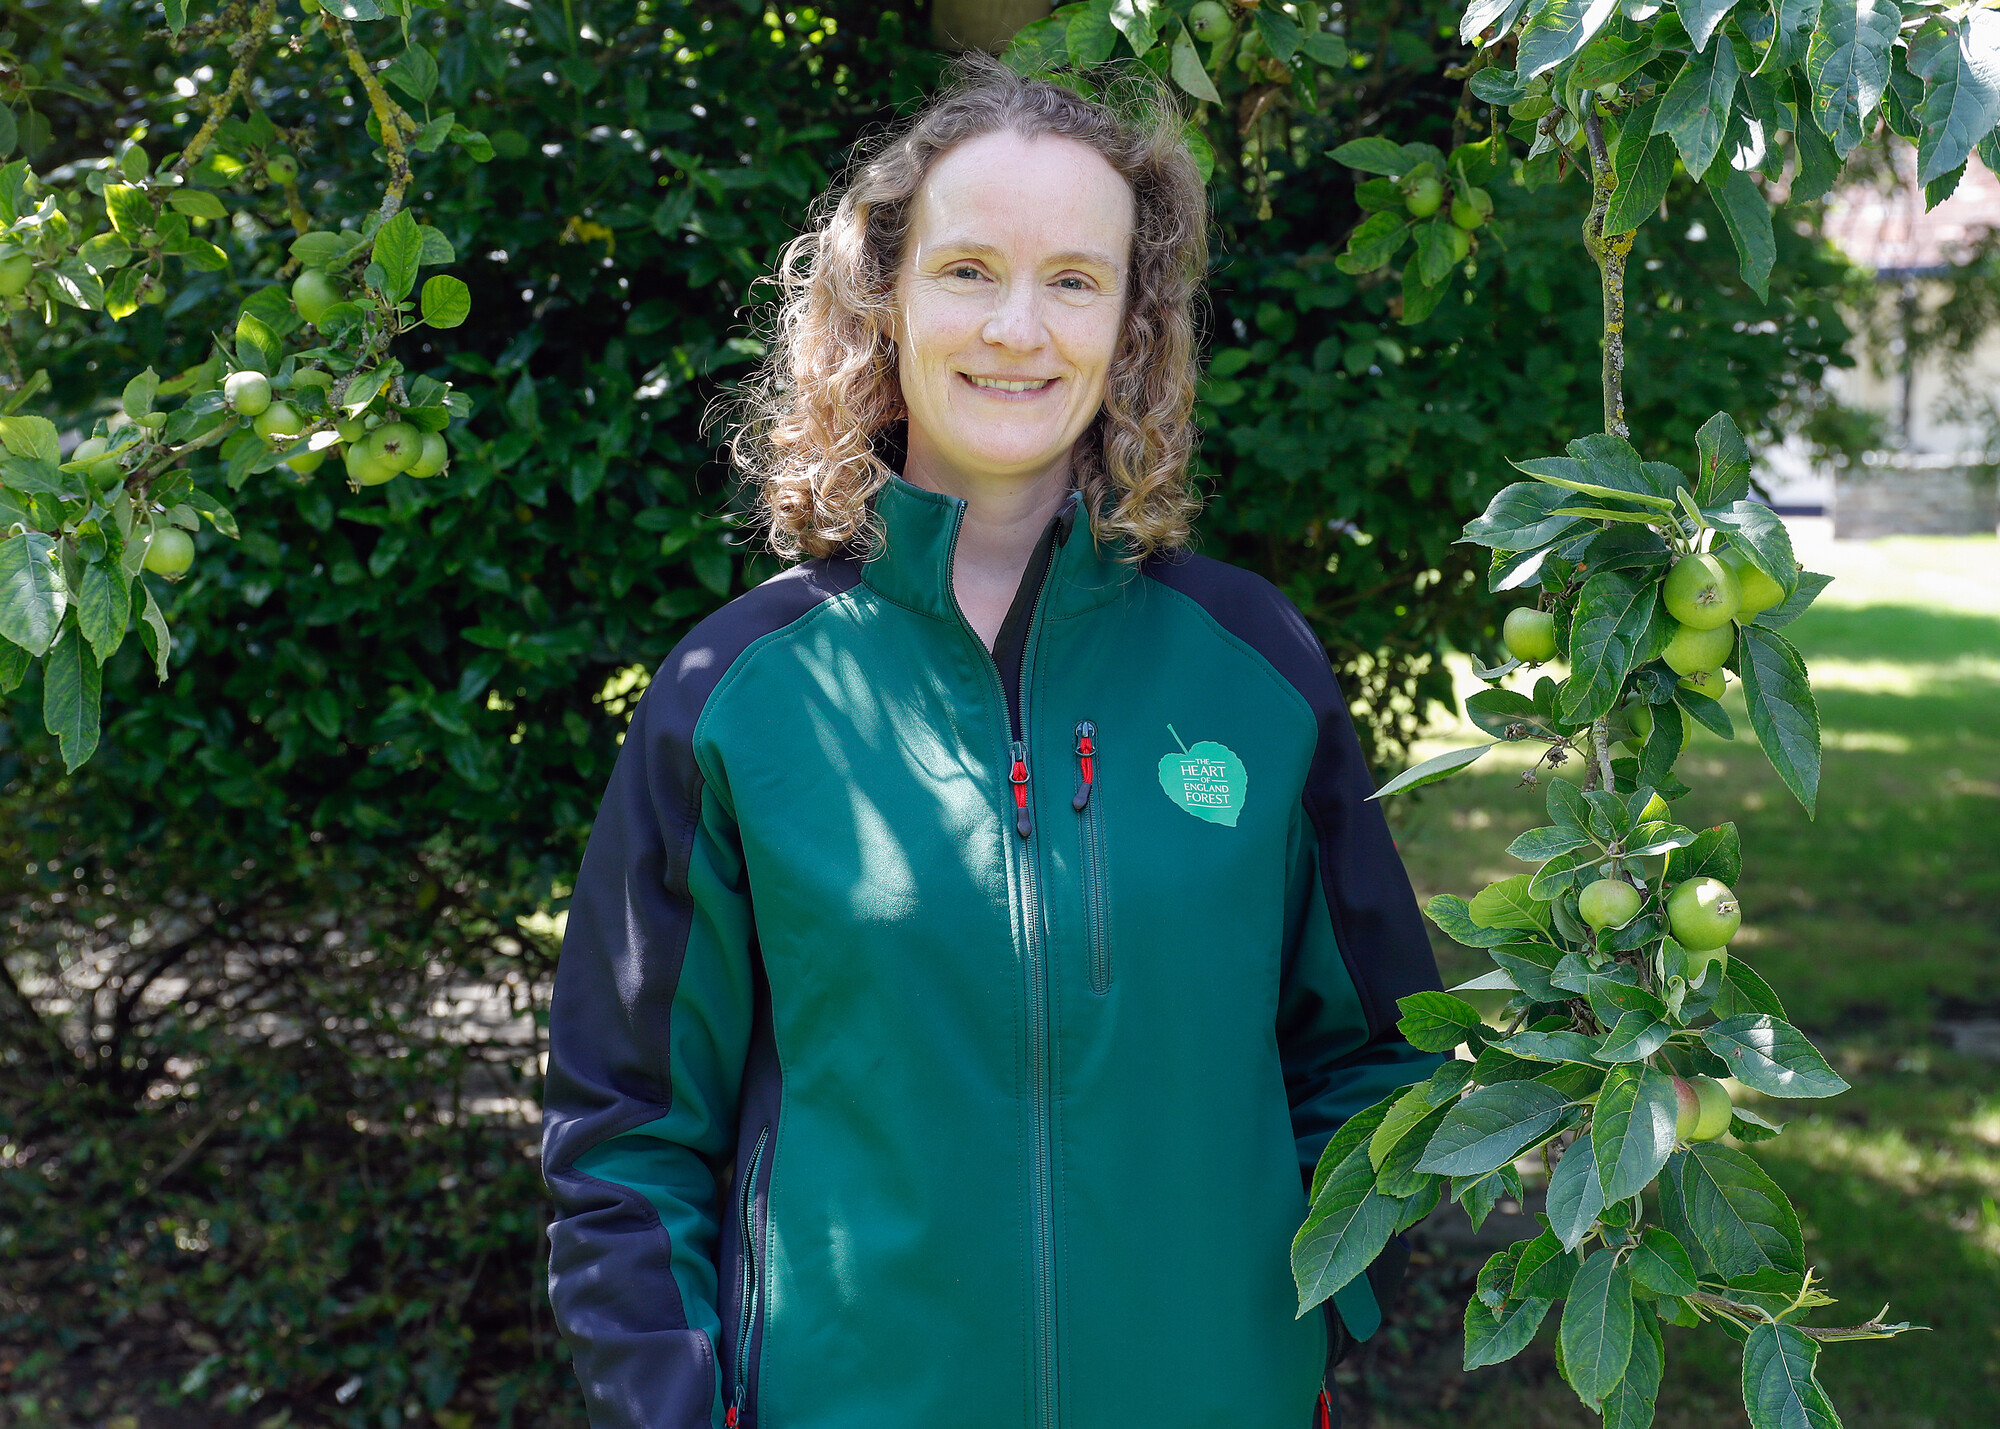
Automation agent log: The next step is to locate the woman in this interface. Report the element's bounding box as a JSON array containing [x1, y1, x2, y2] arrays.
[[542, 55, 1443, 1429]]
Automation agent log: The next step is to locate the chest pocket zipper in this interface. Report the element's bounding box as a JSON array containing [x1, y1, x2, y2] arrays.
[[1073, 721, 1112, 994], [728, 1125, 771, 1429]]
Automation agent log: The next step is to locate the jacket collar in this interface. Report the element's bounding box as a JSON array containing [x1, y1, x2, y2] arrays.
[[862, 473, 1134, 626]]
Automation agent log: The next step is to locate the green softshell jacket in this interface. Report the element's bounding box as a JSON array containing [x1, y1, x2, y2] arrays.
[[541, 475, 1444, 1429]]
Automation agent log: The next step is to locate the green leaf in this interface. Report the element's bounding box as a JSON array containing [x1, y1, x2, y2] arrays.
[[1695, 411, 1754, 505], [1468, 689, 1557, 741], [122, 365, 160, 419], [1628, 1227, 1698, 1297], [1067, 0, 1119, 67], [1708, 167, 1775, 302], [1596, 1012, 1670, 1064], [137, 581, 172, 682], [1376, 1103, 1452, 1196], [1708, 502, 1800, 598], [1469, 874, 1553, 933], [1914, 13, 2000, 185], [1662, 1144, 1804, 1286], [418, 226, 456, 267], [1293, 1152, 1403, 1308], [1397, 991, 1487, 1053], [1760, 0, 1825, 77], [236, 310, 278, 372], [1513, 1227, 1579, 1299], [168, 188, 228, 220], [1425, 893, 1529, 948], [1805, 0, 1900, 156], [0, 414, 60, 464], [0, 531, 65, 657], [1561, 571, 1662, 723], [1328, 137, 1416, 176], [1312, 1098, 1396, 1202], [384, 45, 441, 104], [1515, 435, 1676, 506], [1606, 97, 1675, 236], [1547, 1131, 1607, 1250], [1416, 1081, 1572, 1177], [372, 210, 424, 302], [1517, 0, 1620, 80], [1753, 571, 1833, 630], [1464, 1292, 1554, 1370], [1370, 1085, 1439, 1169], [421, 274, 472, 329], [1677, 684, 1735, 739], [164, 0, 188, 32], [1252, 6, 1301, 63], [1505, 824, 1596, 862], [76, 553, 131, 663], [291, 230, 365, 269], [1701, 1015, 1850, 1098], [1742, 1323, 1842, 1429], [1463, 482, 1585, 550], [1488, 944, 1565, 1003], [1681, 0, 1743, 52], [1654, 40, 1740, 181], [42, 621, 102, 772], [1560, 1251, 1635, 1409], [1594, 1065, 1679, 1201], [1602, 1311, 1664, 1429], [103, 183, 155, 238], [1499, 1028, 1603, 1064], [1413, 217, 1459, 286], [1336, 211, 1413, 274], [0, 638, 28, 693], [1368, 742, 1493, 799], [1737, 624, 1820, 815], [1302, 31, 1349, 68], [1717, 959, 1789, 1021]]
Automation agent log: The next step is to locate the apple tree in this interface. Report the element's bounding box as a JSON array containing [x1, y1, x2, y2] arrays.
[[0, 0, 480, 769]]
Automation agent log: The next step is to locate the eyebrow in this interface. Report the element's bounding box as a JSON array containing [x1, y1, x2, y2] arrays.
[[927, 239, 1124, 275]]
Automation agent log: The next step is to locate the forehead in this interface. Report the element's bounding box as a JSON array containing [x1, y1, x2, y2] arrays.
[[906, 129, 1135, 268]]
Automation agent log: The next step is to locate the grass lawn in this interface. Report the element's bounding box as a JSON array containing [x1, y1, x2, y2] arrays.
[[1354, 524, 2000, 1429]]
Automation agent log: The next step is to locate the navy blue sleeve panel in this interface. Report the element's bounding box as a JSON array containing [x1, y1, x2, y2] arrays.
[[542, 558, 859, 1429], [1142, 551, 1444, 1043]]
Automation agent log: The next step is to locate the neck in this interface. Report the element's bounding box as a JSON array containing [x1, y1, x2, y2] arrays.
[[901, 439, 1076, 649]]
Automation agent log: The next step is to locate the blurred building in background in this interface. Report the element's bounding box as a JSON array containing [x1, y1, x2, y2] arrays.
[[1763, 152, 2000, 537]]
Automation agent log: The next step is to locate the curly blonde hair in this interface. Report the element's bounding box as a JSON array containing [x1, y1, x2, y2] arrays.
[[721, 51, 1210, 562]]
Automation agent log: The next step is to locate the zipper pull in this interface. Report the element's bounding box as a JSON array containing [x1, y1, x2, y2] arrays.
[[727, 1385, 744, 1428], [1009, 741, 1032, 839], [1072, 721, 1096, 811]]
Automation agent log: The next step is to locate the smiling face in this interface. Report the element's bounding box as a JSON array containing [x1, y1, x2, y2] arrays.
[[891, 128, 1135, 494]]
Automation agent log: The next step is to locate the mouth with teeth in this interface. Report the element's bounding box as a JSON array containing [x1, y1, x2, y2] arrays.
[[963, 374, 1055, 393]]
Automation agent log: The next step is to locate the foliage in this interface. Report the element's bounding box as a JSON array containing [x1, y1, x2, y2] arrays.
[[0, 0, 482, 770], [0, 0, 1878, 1423], [1271, 0, 1966, 1421]]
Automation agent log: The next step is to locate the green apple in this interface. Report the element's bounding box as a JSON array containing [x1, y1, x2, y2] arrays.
[[344, 440, 401, 487], [0, 252, 33, 298], [253, 401, 304, 443], [1718, 545, 1788, 617], [142, 527, 195, 579], [1625, 701, 1692, 755], [336, 416, 369, 444], [404, 430, 450, 479], [292, 269, 342, 326], [1579, 878, 1642, 931], [1187, 0, 1233, 41], [1503, 607, 1557, 662], [1661, 619, 1734, 676], [1690, 1077, 1732, 1141], [285, 447, 328, 476], [265, 151, 298, 185], [1679, 667, 1726, 701], [1404, 175, 1444, 218], [1667, 876, 1740, 950], [364, 420, 423, 473], [225, 370, 273, 417], [1451, 186, 1492, 230], [1663, 552, 1741, 630]]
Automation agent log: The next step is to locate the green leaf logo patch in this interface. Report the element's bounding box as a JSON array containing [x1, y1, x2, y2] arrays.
[[1157, 724, 1247, 827]]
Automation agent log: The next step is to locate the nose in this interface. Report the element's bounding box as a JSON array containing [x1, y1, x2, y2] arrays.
[[980, 277, 1049, 352]]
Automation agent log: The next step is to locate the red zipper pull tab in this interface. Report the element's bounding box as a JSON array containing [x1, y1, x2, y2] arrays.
[[727, 1386, 744, 1428], [1009, 741, 1032, 838], [1072, 721, 1096, 810], [1318, 1388, 1333, 1429]]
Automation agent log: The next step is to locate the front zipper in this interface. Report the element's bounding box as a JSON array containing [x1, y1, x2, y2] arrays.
[[727, 1124, 770, 1429], [1074, 722, 1111, 994], [943, 495, 1066, 1429]]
